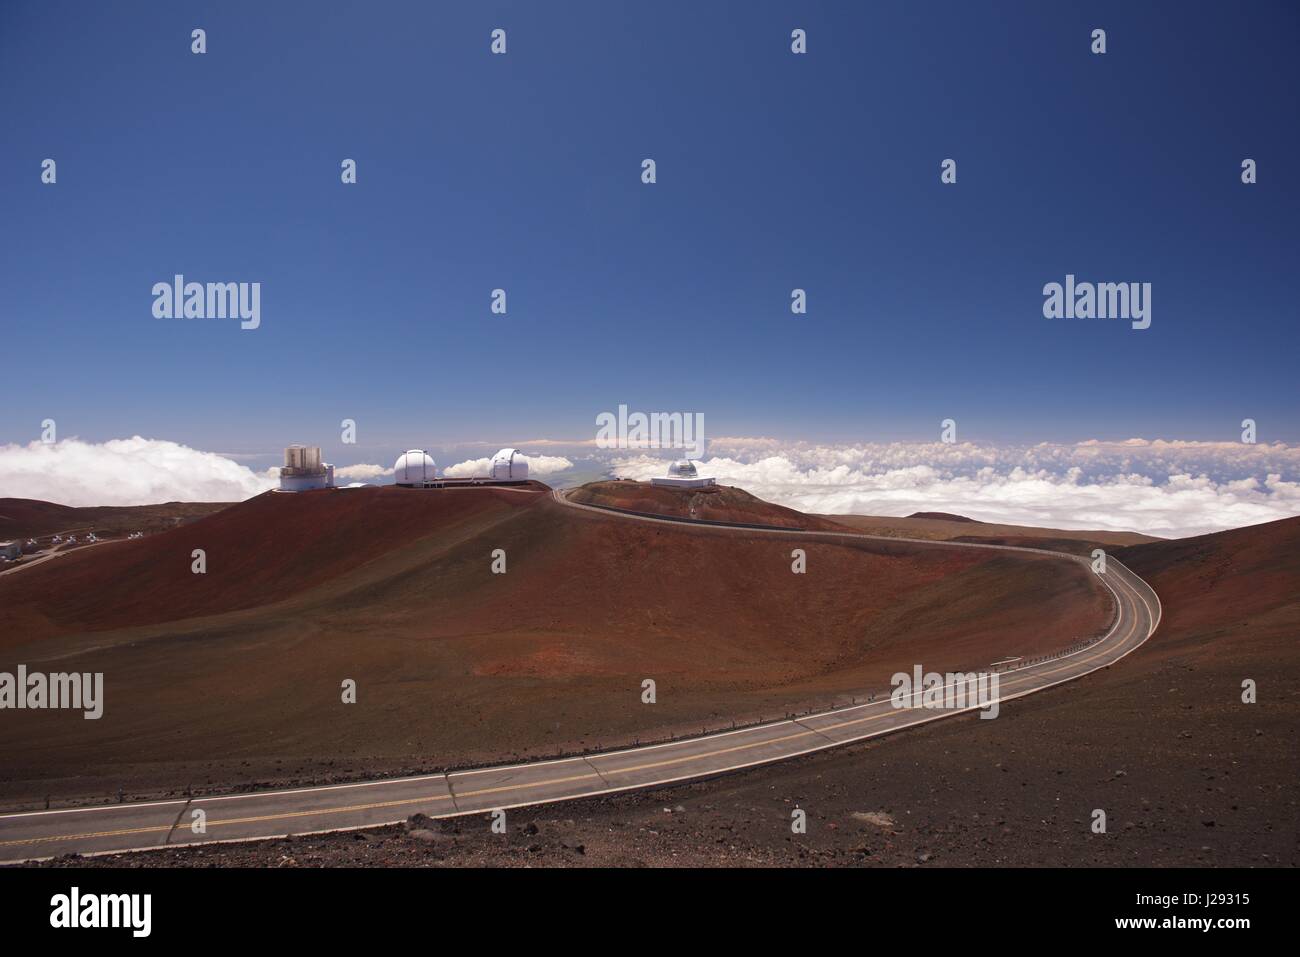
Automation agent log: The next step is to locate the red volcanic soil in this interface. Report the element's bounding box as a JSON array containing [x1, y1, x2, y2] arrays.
[[0, 498, 229, 541], [0, 485, 1110, 809], [0, 484, 549, 642], [59, 518, 1298, 868], [1118, 515, 1300, 640], [568, 481, 853, 531], [823, 512, 1158, 555]]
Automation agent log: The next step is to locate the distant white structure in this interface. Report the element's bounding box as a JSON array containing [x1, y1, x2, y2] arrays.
[[651, 459, 715, 489], [489, 448, 529, 481], [394, 449, 438, 487], [279, 445, 335, 492]]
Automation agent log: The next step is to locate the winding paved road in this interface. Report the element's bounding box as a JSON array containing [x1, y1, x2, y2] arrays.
[[0, 489, 1160, 862]]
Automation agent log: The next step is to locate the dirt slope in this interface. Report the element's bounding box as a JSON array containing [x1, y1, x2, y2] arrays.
[[57, 516, 1296, 868], [0, 486, 1109, 809], [0, 484, 548, 641], [0, 498, 229, 541], [1118, 515, 1300, 640], [569, 481, 853, 531], [823, 513, 1159, 554]]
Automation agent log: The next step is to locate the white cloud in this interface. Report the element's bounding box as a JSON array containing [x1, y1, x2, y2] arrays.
[[334, 463, 393, 481], [5, 435, 1294, 537], [607, 440, 1300, 538], [443, 453, 574, 478], [0, 437, 277, 506]]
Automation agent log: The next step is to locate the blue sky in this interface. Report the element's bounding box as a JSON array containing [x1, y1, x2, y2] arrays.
[[2, 0, 1297, 469]]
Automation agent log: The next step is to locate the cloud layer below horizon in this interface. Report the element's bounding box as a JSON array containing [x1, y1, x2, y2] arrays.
[[3, 436, 1297, 539], [0, 437, 277, 506], [612, 438, 1300, 538], [0, 439, 577, 508]]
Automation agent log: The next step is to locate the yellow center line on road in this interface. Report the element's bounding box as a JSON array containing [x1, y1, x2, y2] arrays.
[[453, 769, 602, 800], [0, 792, 456, 847], [3, 591, 1143, 850]]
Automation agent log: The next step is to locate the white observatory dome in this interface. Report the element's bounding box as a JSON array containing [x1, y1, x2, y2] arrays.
[[667, 459, 698, 478], [490, 448, 529, 481], [394, 450, 436, 486]]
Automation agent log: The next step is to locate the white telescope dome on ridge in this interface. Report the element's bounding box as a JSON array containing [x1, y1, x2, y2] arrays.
[[394, 450, 436, 486], [652, 458, 715, 489], [490, 448, 529, 481]]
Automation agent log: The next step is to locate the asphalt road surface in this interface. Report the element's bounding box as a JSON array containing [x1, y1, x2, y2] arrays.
[[0, 490, 1160, 862]]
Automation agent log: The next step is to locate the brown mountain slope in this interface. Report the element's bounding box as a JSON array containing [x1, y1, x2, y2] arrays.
[[1117, 514, 1300, 648], [24, 513, 1299, 868], [908, 511, 977, 522], [0, 484, 549, 641], [568, 481, 853, 531], [113, 514, 1299, 869], [823, 512, 1159, 554], [0, 487, 1110, 808], [0, 498, 229, 541]]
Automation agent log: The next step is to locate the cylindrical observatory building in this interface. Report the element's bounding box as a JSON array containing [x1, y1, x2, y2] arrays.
[[279, 445, 335, 491]]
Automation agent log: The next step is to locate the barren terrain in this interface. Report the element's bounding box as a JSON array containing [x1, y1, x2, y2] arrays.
[[34, 516, 1294, 868], [570, 480, 853, 530], [0, 482, 1109, 809], [0, 498, 229, 542], [821, 512, 1159, 556]]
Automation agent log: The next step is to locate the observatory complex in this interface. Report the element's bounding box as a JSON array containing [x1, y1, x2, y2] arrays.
[[392, 447, 531, 487], [278, 446, 335, 492], [651, 459, 715, 489], [276, 444, 536, 494]]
